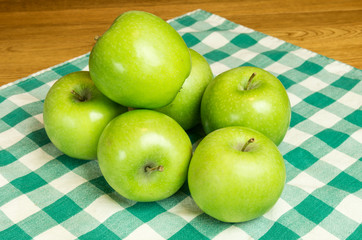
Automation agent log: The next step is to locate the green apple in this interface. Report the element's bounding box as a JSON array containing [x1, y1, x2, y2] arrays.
[[188, 126, 286, 222], [155, 49, 213, 130], [201, 66, 291, 145], [89, 10, 191, 109], [43, 71, 127, 160], [97, 109, 192, 202]]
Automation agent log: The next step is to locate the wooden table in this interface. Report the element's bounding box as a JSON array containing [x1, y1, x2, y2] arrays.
[[1, 0, 361, 86]]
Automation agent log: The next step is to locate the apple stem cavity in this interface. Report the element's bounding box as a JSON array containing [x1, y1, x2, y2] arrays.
[[145, 165, 164, 173], [241, 138, 255, 152], [245, 72, 256, 90], [71, 90, 87, 102]]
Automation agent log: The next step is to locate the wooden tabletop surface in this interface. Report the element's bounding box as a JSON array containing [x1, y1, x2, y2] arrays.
[[1, 0, 361, 86]]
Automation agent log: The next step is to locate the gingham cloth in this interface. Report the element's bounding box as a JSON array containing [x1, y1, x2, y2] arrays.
[[0, 9, 361, 239]]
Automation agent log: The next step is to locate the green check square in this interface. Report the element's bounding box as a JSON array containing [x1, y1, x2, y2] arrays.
[[62, 211, 101, 237], [0, 184, 22, 206], [347, 225, 362, 240], [176, 15, 198, 27], [295, 195, 334, 224], [332, 76, 359, 91], [169, 223, 208, 240], [304, 92, 335, 109], [56, 154, 88, 170], [259, 222, 300, 240], [17, 210, 57, 238], [27, 184, 63, 209], [17, 77, 44, 92], [43, 195, 83, 223], [0, 225, 31, 240], [182, 33, 201, 47], [79, 224, 120, 240], [315, 129, 349, 148], [276, 208, 316, 236], [230, 33, 258, 48], [52, 62, 82, 76], [27, 128, 50, 147], [127, 202, 166, 222], [1, 161, 31, 182], [2, 108, 32, 127], [320, 210, 360, 239], [312, 185, 349, 208], [328, 172, 361, 193], [262, 50, 289, 61], [148, 212, 187, 239], [295, 60, 323, 75], [204, 49, 229, 62], [11, 172, 47, 194], [190, 214, 231, 239], [89, 176, 114, 194], [290, 112, 307, 127], [103, 210, 143, 238], [345, 109, 362, 127], [0, 150, 17, 166], [284, 147, 318, 170]]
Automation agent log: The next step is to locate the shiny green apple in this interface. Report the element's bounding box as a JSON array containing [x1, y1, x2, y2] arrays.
[[188, 126, 286, 222], [89, 11, 191, 109], [201, 66, 291, 145], [155, 49, 213, 130], [43, 71, 127, 160], [97, 109, 192, 202]]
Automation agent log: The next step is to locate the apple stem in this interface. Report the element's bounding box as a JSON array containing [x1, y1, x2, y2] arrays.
[[241, 138, 255, 152], [145, 165, 164, 173], [94, 35, 100, 41], [245, 72, 256, 90], [71, 90, 86, 102]]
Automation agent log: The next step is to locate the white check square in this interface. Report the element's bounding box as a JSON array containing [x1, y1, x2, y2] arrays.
[[320, 150, 356, 171], [309, 109, 341, 128], [203, 32, 229, 49], [168, 196, 203, 222], [7, 93, 39, 107], [19, 148, 55, 171], [49, 172, 87, 194], [283, 128, 313, 146], [34, 225, 76, 240], [336, 195, 362, 223], [288, 172, 325, 194], [0, 195, 40, 223], [299, 76, 328, 92], [84, 194, 124, 223], [0, 128, 24, 149]]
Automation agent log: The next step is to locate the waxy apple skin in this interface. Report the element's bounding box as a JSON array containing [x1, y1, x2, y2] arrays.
[[156, 49, 213, 130], [188, 126, 286, 223], [201, 66, 291, 146], [43, 71, 127, 160], [97, 110, 192, 202], [89, 11, 191, 109]]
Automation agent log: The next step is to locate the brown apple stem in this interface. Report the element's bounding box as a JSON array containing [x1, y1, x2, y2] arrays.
[[245, 72, 256, 90], [241, 138, 255, 152], [145, 165, 164, 173], [71, 90, 86, 102], [94, 35, 100, 41]]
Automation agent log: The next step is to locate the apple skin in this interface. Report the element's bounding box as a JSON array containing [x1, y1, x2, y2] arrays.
[[97, 109, 192, 202], [201, 66, 291, 146], [43, 71, 127, 160], [188, 126, 286, 223], [89, 11, 191, 109], [155, 49, 213, 130]]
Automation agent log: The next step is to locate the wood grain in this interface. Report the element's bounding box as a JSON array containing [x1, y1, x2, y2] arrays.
[[1, 0, 361, 86]]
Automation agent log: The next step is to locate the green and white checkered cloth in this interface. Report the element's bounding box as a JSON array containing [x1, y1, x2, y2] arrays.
[[1, 9, 361, 239]]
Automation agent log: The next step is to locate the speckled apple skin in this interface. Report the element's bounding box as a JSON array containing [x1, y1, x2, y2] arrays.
[[89, 11, 191, 109], [201, 66, 291, 146]]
